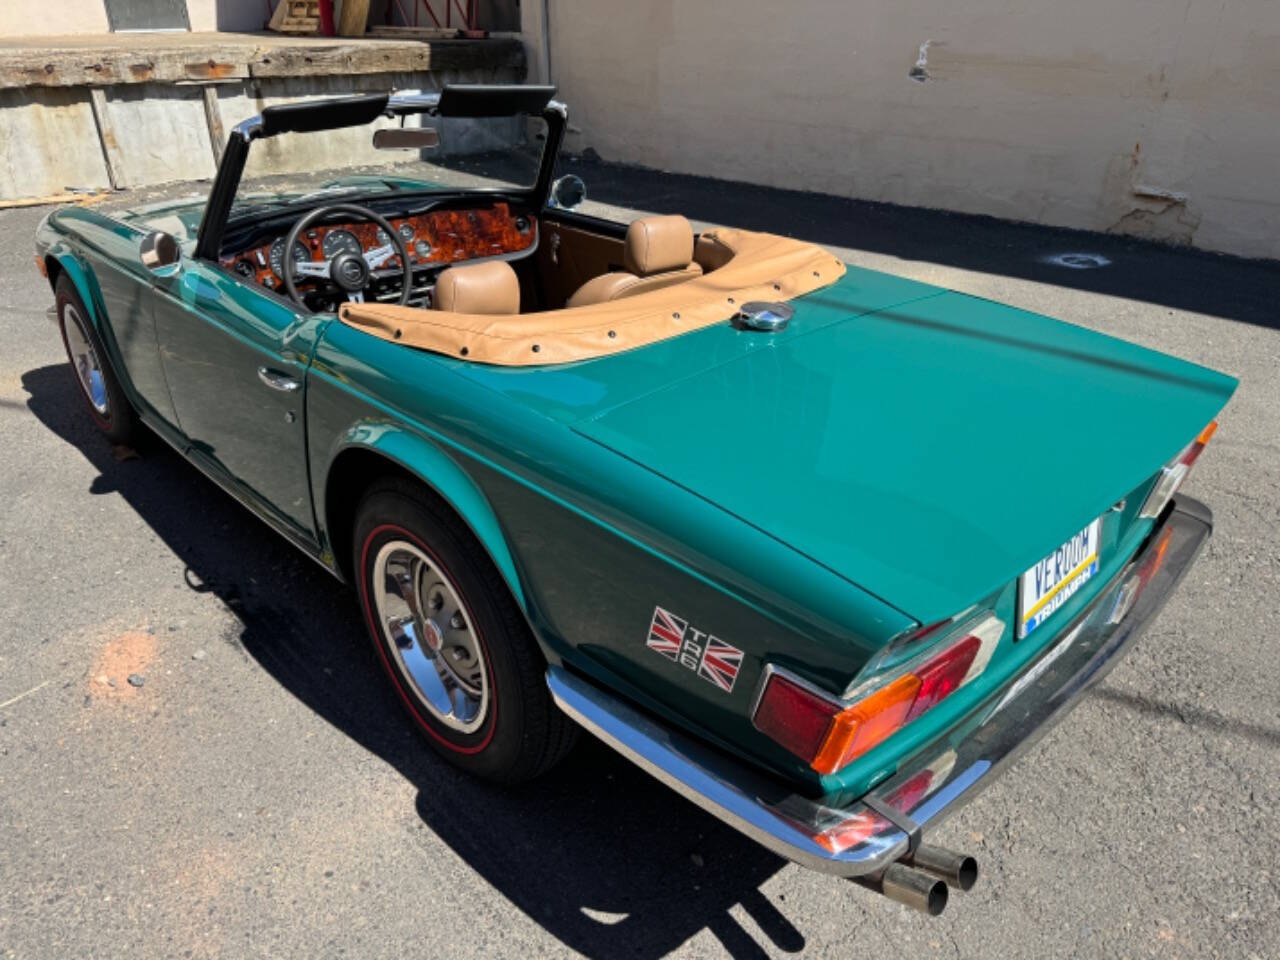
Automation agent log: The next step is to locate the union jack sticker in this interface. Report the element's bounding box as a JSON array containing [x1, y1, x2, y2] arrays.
[[646, 605, 744, 694]]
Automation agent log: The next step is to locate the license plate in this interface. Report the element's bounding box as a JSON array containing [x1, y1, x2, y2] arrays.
[[1017, 518, 1101, 638]]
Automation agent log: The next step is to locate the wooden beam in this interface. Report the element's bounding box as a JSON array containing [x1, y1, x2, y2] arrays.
[[0, 38, 524, 89], [367, 25, 462, 40], [337, 0, 372, 37], [247, 39, 524, 77], [201, 85, 226, 167], [0, 191, 110, 210], [87, 88, 125, 190], [0, 47, 247, 90]]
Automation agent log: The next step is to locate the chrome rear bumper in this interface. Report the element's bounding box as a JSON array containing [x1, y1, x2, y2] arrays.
[[547, 496, 1212, 878]]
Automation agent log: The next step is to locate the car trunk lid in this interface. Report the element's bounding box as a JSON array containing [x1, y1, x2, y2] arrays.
[[572, 286, 1237, 623]]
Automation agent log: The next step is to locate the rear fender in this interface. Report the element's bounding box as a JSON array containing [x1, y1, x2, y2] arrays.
[[324, 423, 529, 615]]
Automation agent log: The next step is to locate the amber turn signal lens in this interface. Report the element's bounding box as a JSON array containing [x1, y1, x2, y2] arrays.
[[34, 255, 47, 279], [811, 674, 921, 774]]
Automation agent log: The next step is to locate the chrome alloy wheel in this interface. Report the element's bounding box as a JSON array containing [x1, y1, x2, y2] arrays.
[[61, 303, 109, 416], [371, 541, 489, 733]]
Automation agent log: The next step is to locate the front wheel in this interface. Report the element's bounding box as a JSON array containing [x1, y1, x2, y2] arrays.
[[55, 274, 139, 446], [353, 478, 577, 783]]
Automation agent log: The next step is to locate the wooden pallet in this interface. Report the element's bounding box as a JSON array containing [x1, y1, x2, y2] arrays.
[[269, 0, 321, 35]]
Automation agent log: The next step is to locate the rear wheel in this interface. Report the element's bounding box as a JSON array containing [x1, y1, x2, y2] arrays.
[[353, 477, 577, 782], [55, 274, 138, 446]]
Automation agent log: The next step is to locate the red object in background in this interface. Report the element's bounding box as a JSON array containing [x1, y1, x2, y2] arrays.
[[318, 0, 336, 35], [400, 0, 480, 29]]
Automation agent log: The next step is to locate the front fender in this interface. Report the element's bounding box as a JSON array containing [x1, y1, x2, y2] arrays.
[[40, 241, 109, 333], [323, 421, 528, 613]]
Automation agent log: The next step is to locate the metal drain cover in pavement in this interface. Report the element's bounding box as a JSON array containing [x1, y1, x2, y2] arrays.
[[1043, 252, 1112, 270]]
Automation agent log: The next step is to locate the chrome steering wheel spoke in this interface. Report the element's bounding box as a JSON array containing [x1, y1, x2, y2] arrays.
[[293, 260, 331, 279], [279, 203, 412, 309], [363, 243, 397, 270]]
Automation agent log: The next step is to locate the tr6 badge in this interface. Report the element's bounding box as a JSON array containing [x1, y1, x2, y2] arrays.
[[646, 605, 744, 693]]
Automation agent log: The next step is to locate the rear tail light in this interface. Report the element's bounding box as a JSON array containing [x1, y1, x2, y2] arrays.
[[904, 634, 981, 721], [1138, 421, 1217, 519], [753, 615, 1003, 775]]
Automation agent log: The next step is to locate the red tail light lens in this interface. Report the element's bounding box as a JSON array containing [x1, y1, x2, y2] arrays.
[[904, 634, 980, 722], [752, 670, 841, 761], [753, 616, 1003, 775]]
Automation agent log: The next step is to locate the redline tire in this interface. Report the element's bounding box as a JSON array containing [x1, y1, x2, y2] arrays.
[[353, 477, 577, 783], [54, 274, 139, 446]]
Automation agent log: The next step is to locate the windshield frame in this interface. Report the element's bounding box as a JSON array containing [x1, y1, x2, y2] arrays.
[[194, 88, 566, 263]]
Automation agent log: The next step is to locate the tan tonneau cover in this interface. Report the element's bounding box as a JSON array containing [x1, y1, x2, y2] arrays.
[[337, 228, 845, 366]]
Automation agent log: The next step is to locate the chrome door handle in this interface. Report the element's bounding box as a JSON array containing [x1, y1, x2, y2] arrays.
[[257, 367, 300, 392]]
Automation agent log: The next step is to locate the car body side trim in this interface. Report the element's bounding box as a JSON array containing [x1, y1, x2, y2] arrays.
[[547, 496, 1211, 877]]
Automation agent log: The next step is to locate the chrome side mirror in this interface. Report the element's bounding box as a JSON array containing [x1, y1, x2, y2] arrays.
[[548, 174, 586, 210], [140, 231, 181, 276]]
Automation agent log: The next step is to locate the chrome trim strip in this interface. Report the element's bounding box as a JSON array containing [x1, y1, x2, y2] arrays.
[[547, 497, 1212, 877]]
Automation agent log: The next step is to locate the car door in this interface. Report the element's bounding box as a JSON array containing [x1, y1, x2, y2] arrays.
[[151, 258, 325, 548]]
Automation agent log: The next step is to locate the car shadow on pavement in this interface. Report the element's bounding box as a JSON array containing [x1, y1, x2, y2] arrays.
[[23, 362, 812, 959]]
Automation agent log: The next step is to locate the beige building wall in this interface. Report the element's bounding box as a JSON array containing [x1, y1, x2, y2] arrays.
[[2, 0, 111, 35], [0, 0, 267, 35], [536, 0, 1280, 261]]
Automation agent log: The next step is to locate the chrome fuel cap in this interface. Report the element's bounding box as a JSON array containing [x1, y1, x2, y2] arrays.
[[735, 301, 793, 332]]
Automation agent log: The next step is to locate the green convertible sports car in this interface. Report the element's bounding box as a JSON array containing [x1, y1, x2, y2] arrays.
[[33, 85, 1236, 915]]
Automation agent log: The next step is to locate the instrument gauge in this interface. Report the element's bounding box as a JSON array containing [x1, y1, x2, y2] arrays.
[[269, 238, 310, 277], [398, 223, 415, 242], [322, 229, 363, 258], [375, 228, 391, 246]]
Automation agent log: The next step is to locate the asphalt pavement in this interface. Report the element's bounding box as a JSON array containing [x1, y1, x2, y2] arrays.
[[1, 169, 1278, 959]]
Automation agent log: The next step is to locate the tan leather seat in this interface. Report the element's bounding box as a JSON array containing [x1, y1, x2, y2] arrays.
[[567, 215, 703, 308], [433, 260, 520, 314]]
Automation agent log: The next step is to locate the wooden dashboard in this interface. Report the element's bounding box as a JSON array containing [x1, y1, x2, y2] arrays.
[[221, 201, 536, 288]]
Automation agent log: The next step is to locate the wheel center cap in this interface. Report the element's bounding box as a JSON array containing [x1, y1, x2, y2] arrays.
[[422, 618, 444, 652]]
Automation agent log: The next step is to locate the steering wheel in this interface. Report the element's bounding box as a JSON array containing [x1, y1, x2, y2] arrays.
[[280, 202, 413, 308]]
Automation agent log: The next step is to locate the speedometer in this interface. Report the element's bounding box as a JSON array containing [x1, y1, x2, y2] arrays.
[[322, 229, 363, 258], [269, 238, 310, 277]]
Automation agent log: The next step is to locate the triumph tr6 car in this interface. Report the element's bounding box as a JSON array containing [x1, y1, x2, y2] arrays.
[[34, 85, 1236, 915]]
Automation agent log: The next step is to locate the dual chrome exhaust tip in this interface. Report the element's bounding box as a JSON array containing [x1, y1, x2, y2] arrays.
[[851, 844, 979, 916]]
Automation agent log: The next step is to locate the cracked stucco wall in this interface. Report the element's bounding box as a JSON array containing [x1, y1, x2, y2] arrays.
[[538, 0, 1280, 260]]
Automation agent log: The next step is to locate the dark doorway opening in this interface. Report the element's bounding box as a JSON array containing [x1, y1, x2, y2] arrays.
[[105, 0, 191, 31]]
